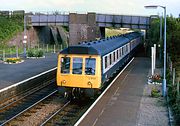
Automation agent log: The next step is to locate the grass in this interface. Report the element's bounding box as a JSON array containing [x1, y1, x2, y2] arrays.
[[0, 16, 23, 46], [0, 46, 24, 56], [105, 28, 132, 37]]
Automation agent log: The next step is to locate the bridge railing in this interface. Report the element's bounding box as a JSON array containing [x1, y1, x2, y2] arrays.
[[30, 13, 150, 29], [96, 14, 150, 29], [31, 13, 69, 26]]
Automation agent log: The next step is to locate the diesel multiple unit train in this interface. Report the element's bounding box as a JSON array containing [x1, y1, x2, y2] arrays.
[[57, 32, 143, 98]]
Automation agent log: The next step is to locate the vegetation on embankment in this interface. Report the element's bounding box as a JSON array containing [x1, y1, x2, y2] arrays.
[[147, 15, 180, 125], [105, 28, 132, 37], [0, 15, 24, 48]]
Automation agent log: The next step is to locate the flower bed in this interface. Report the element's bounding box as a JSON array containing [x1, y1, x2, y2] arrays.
[[4, 57, 24, 64]]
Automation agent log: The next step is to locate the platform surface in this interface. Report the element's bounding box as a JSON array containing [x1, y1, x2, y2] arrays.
[[78, 57, 150, 126], [0, 53, 58, 90]]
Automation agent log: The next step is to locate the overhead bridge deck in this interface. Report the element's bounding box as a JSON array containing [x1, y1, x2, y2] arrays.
[[30, 13, 150, 29]]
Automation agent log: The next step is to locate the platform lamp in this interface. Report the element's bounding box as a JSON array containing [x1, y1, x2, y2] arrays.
[[144, 5, 167, 97]]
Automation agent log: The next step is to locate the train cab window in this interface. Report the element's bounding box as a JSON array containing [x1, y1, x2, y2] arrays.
[[85, 58, 96, 75], [61, 57, 70, 74], [73, 58, 83, 74]]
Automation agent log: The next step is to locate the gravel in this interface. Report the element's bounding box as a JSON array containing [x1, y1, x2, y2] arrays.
[[137, 83, 169, 126], [7, 96, 65, 126]]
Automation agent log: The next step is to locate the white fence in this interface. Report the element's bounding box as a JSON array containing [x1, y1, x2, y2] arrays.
[[0, 44, 63, 61]]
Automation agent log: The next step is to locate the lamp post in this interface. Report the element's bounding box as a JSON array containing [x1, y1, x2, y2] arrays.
[[159, 13, 163, 61], [145, 5, 167, 97], [23, 15, 27, 58]]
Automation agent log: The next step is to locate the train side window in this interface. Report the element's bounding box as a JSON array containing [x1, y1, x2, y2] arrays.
[[85, 58, 96, 75], [109, 54, 112, 65], [73, 58, 83, 74], [126, 45, 128, 53], [105, 56, 108, 68], [117, 50, 119, 60], [61, 57, 70, 74], [122, 47, 124, 56], [113, 52, 116, 62], [119, 48, 121, 57]]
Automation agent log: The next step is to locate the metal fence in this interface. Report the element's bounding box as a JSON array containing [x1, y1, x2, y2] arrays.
[[0, 44, 63, 62]]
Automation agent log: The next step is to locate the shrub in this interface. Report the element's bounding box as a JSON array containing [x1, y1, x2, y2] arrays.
[[27, 49, 34, 57], [151, 87, 161, 98], [0, 16, 23, 45], [27, 49, 44, 57], [34, 50, 44, 57]]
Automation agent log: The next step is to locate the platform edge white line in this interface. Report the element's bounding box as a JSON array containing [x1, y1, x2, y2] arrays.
[[0, 67, 57, 93], [74, 57, 134, 126]]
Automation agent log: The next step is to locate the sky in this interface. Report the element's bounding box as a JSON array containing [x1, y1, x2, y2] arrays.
[[0, 0, 179, 17]]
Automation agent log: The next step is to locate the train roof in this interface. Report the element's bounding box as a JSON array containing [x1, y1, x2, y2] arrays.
[[60, 32, 142, 56]]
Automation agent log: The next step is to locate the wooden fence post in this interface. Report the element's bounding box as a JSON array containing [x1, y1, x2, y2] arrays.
[[54, 45, 56, 53], [43, 44, 45, 52], [16, 46, 18, 58], [9, 48, 12, 57], [38, 43, 40, 51], [3, 50, 5, 61], [170, 61, 173, 75], [46, 44, 48, 52], [177, 80, 179, 96], [173, 68, 175, 86], [60, 44, 62, 50]]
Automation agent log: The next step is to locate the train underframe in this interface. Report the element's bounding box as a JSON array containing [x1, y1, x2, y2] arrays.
[[58, 87, 100, 99]]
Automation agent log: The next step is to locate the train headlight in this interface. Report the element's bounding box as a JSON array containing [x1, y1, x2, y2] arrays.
[[62, 80, 66, 84], [87, 81, 92, 85]]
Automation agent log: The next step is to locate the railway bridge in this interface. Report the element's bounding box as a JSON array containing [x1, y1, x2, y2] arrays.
[[29, 13, 150, 45]]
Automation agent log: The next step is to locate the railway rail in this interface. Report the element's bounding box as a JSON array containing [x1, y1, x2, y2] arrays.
[[40, 99, 93, 126], [0, 83, 58, 125]]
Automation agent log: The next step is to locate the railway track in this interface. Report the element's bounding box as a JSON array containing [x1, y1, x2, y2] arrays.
[[0, 83, 58, 125], [40, 99, 93, 126]]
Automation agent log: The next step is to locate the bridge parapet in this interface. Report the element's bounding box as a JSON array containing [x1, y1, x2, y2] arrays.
[[30, 13, 150, 29], [31, 14, 68, 26], [96, 14, 150, 29]]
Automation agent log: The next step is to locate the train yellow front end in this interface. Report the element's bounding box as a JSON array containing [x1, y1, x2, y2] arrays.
[[57, 54, 101, 97]]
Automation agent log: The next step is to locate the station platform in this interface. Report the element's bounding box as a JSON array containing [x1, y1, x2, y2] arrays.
[[77, 57, 150, 126], [0, 53, 58, 90]]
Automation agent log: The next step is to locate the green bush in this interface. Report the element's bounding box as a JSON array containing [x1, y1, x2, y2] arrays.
[[27, 50, 34, 57], [151, 87, 161, 98], [0, 16, 23, 46], [27, 49, 44, 57], [34, 50, 44, 57]]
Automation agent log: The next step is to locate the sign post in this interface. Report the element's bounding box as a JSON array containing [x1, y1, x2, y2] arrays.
[[23, 35, 27, 58]]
